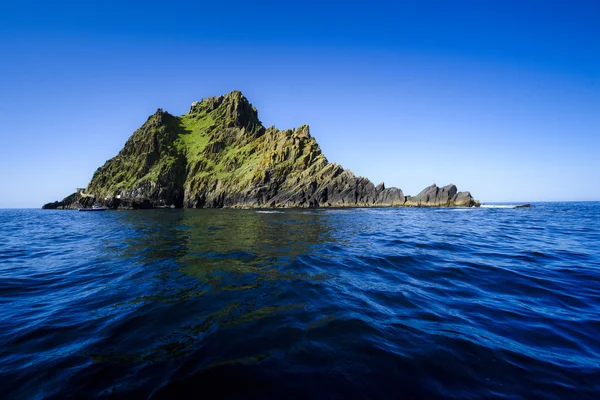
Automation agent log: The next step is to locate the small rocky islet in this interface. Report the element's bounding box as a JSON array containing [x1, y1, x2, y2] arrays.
[[43, 91, 480, 210]]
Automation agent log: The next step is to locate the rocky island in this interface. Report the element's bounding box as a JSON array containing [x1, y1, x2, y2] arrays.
[[43, 91, 480, 210]]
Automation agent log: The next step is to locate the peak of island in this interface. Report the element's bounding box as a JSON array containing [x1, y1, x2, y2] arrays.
[[43, 91, 480, 210]]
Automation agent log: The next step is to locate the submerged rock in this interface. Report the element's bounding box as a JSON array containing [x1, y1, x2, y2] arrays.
[[44, 91, 479, 209]]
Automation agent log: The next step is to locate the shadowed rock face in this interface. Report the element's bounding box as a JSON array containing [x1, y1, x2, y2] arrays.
[[404, 184, 479, 207], [42, 91, 479, 209]]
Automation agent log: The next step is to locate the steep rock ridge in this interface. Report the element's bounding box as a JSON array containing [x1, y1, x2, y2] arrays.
[[42, 91, 479, 209], [86, 109, 187, 208]]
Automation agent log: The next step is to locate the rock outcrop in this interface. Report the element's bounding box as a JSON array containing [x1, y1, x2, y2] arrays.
[[43, 91, 479, 209], [42, 192, 81, 209], [404, 184, 479, 207]]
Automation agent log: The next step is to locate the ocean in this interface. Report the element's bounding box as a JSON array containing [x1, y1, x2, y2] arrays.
[[1, 203, 599, 399]]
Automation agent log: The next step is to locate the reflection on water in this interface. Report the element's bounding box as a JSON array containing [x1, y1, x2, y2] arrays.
[[1, 205, 600, 399], [89, 210, 334, 366]]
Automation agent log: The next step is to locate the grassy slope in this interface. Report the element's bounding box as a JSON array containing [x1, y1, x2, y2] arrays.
[[85, 91, 344, 207]]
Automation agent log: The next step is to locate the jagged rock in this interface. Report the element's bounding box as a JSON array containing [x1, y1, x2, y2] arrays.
[[43, 91, 479, 210], [377, 187, 405, 206], [404, 184, 479, 207]]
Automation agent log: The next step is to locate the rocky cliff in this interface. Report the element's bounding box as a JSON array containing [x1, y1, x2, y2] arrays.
[[42, 91, 479, 210]]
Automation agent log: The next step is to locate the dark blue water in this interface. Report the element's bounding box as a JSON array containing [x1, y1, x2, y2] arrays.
[[1, 203, 600, 399]]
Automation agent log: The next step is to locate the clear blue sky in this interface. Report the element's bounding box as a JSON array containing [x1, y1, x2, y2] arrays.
[[1, 0, 599, 207]]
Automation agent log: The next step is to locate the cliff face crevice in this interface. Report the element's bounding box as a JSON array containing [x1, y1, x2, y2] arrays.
[[42, 91, 480, 210]]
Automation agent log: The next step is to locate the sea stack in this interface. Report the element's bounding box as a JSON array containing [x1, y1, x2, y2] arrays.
[[42, 91, 480, 209]]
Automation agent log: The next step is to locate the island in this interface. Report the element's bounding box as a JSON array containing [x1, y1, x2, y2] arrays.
[[43, 91, 480, 210]]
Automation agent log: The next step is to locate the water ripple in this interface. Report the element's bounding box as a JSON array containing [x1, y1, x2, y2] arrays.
[[1, 203, 600, 398]]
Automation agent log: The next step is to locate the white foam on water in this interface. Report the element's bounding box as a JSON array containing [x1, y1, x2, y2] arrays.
[[256, 210, 285, 214], [480, 205, 519, 209]]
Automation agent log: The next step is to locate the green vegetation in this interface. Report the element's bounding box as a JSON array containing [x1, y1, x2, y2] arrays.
[[52, 90, 476, 209], [85, 90, 330, 207]]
